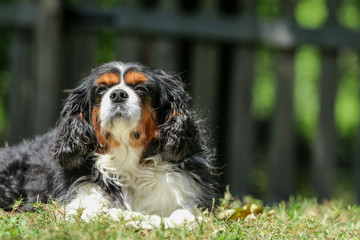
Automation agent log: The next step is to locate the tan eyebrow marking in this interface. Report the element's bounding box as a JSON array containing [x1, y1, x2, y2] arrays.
[[124, 71, 147, 85], [96, 73, 120, 85]]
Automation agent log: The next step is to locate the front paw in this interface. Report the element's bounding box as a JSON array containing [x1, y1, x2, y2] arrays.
[[163, 209, 198, 228], [106, 209, 162, 229]]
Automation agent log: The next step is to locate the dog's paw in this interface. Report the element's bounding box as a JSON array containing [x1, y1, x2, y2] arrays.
[[126, 215, 162, 229], [106, 208, 162, 229], [105, 208, 200, 229], [163, 209, 200, 228]]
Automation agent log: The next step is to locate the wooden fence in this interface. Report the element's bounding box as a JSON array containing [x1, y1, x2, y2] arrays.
[[0, 0, 360, 202]]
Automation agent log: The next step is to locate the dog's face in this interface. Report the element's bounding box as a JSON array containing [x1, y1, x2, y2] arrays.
[[90, 63, 159, 151], [53, 62, 201, 170]]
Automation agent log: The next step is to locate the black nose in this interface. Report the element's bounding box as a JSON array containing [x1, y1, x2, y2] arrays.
[[110, 89, 129, 103]]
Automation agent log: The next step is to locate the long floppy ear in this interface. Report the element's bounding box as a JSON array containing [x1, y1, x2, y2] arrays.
[[148, 70, 203, 162], [52, 79, 97, 170]]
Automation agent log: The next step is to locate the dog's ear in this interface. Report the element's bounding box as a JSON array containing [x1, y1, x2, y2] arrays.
[[52, 79, 97, 170], [147, 70, 203, 162]]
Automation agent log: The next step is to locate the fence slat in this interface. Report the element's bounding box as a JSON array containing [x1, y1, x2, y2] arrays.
[[62, 31, 97, 92], [312, 0, 339, 201], [33, 0, 62, 134], [116, 0, 141, 63], [224, 0, 257, 197], [313, 50, 337, 200], [269, 50, 295, 202], [268, 0, 296, 202], [190, 0, 220, 133], [9, 29, 34, 143], [281, 0, 297, 20], [6, 1, 45, 142], [225, 47, 255, 197], [354, 127, 360, 203], [147, 0, 179, 71], [326, 0, 339, 25], [354, 53, 360, 203], [117, 36, 141, 63]]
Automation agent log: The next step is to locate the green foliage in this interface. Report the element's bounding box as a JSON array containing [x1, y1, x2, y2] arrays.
[[336, 50, 360, 138], [95, 29, 116, 65], [338, 0, 360, 29], [295, 0, 328, 28], [294, 46, 321, 139], [253, 48, 276, 120], [0, 215, 28, 239]]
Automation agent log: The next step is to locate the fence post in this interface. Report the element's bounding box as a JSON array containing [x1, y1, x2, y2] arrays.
[[8, 0, 35, 143], [354, 125, 360, 203], [147, 0, 180, 72], [116, 0, 141, 63], [314, 50, 337, 200], [313, 0, 339, 200], [223, 0, 257, 198], [356, 53, 360, 203], [62, 11, 97, 90], [224, 46, 255, 198], [33, 0, 62, 134], [269, 0, 296, 202], [190, 0, 220, 133], [269, 49, 295, 202]]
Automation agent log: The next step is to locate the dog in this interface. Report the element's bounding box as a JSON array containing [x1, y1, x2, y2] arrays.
[[0, 61, 216, 227]]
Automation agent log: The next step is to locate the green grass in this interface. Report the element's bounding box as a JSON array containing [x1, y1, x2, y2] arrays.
[[1, 193, 359, 240]]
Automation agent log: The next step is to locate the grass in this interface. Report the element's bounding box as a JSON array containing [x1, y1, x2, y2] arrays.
[[0, 192, 359, 240]]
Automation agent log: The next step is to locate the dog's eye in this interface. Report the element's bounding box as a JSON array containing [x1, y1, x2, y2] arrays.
[[134, 85, 148, 93], [95, 85, 107, 95]]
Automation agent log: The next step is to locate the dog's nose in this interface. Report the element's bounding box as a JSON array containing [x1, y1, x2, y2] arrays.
[[110, 89, 129, 103]]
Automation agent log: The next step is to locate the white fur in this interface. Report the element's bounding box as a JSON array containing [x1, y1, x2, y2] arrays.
[[95, 150, 202, 217]]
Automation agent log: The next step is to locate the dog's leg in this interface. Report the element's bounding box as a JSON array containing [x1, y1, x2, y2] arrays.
[[65, 183, 111, 221]]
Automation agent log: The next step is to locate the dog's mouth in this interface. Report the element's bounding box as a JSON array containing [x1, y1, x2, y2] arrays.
[[102, 105, 130, 128], [111, 105, 131, 120], [100, 103, 142, 131]]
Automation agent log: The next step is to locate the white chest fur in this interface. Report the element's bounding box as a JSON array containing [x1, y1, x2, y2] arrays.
[[95, 146, 201, 217]]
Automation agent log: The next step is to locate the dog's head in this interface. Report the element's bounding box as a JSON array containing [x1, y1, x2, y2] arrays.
[[53, 62, 203, 170]]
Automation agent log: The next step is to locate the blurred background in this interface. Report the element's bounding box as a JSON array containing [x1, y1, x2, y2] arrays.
[[0, 0, 359, 203]]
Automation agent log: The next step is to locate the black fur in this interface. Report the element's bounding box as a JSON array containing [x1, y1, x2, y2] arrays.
[[52, 76, 97, 170], [0, 62, 217, 211]]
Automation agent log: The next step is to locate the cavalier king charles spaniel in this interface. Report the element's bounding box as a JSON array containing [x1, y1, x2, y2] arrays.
[[0, 62, 216, 228]]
